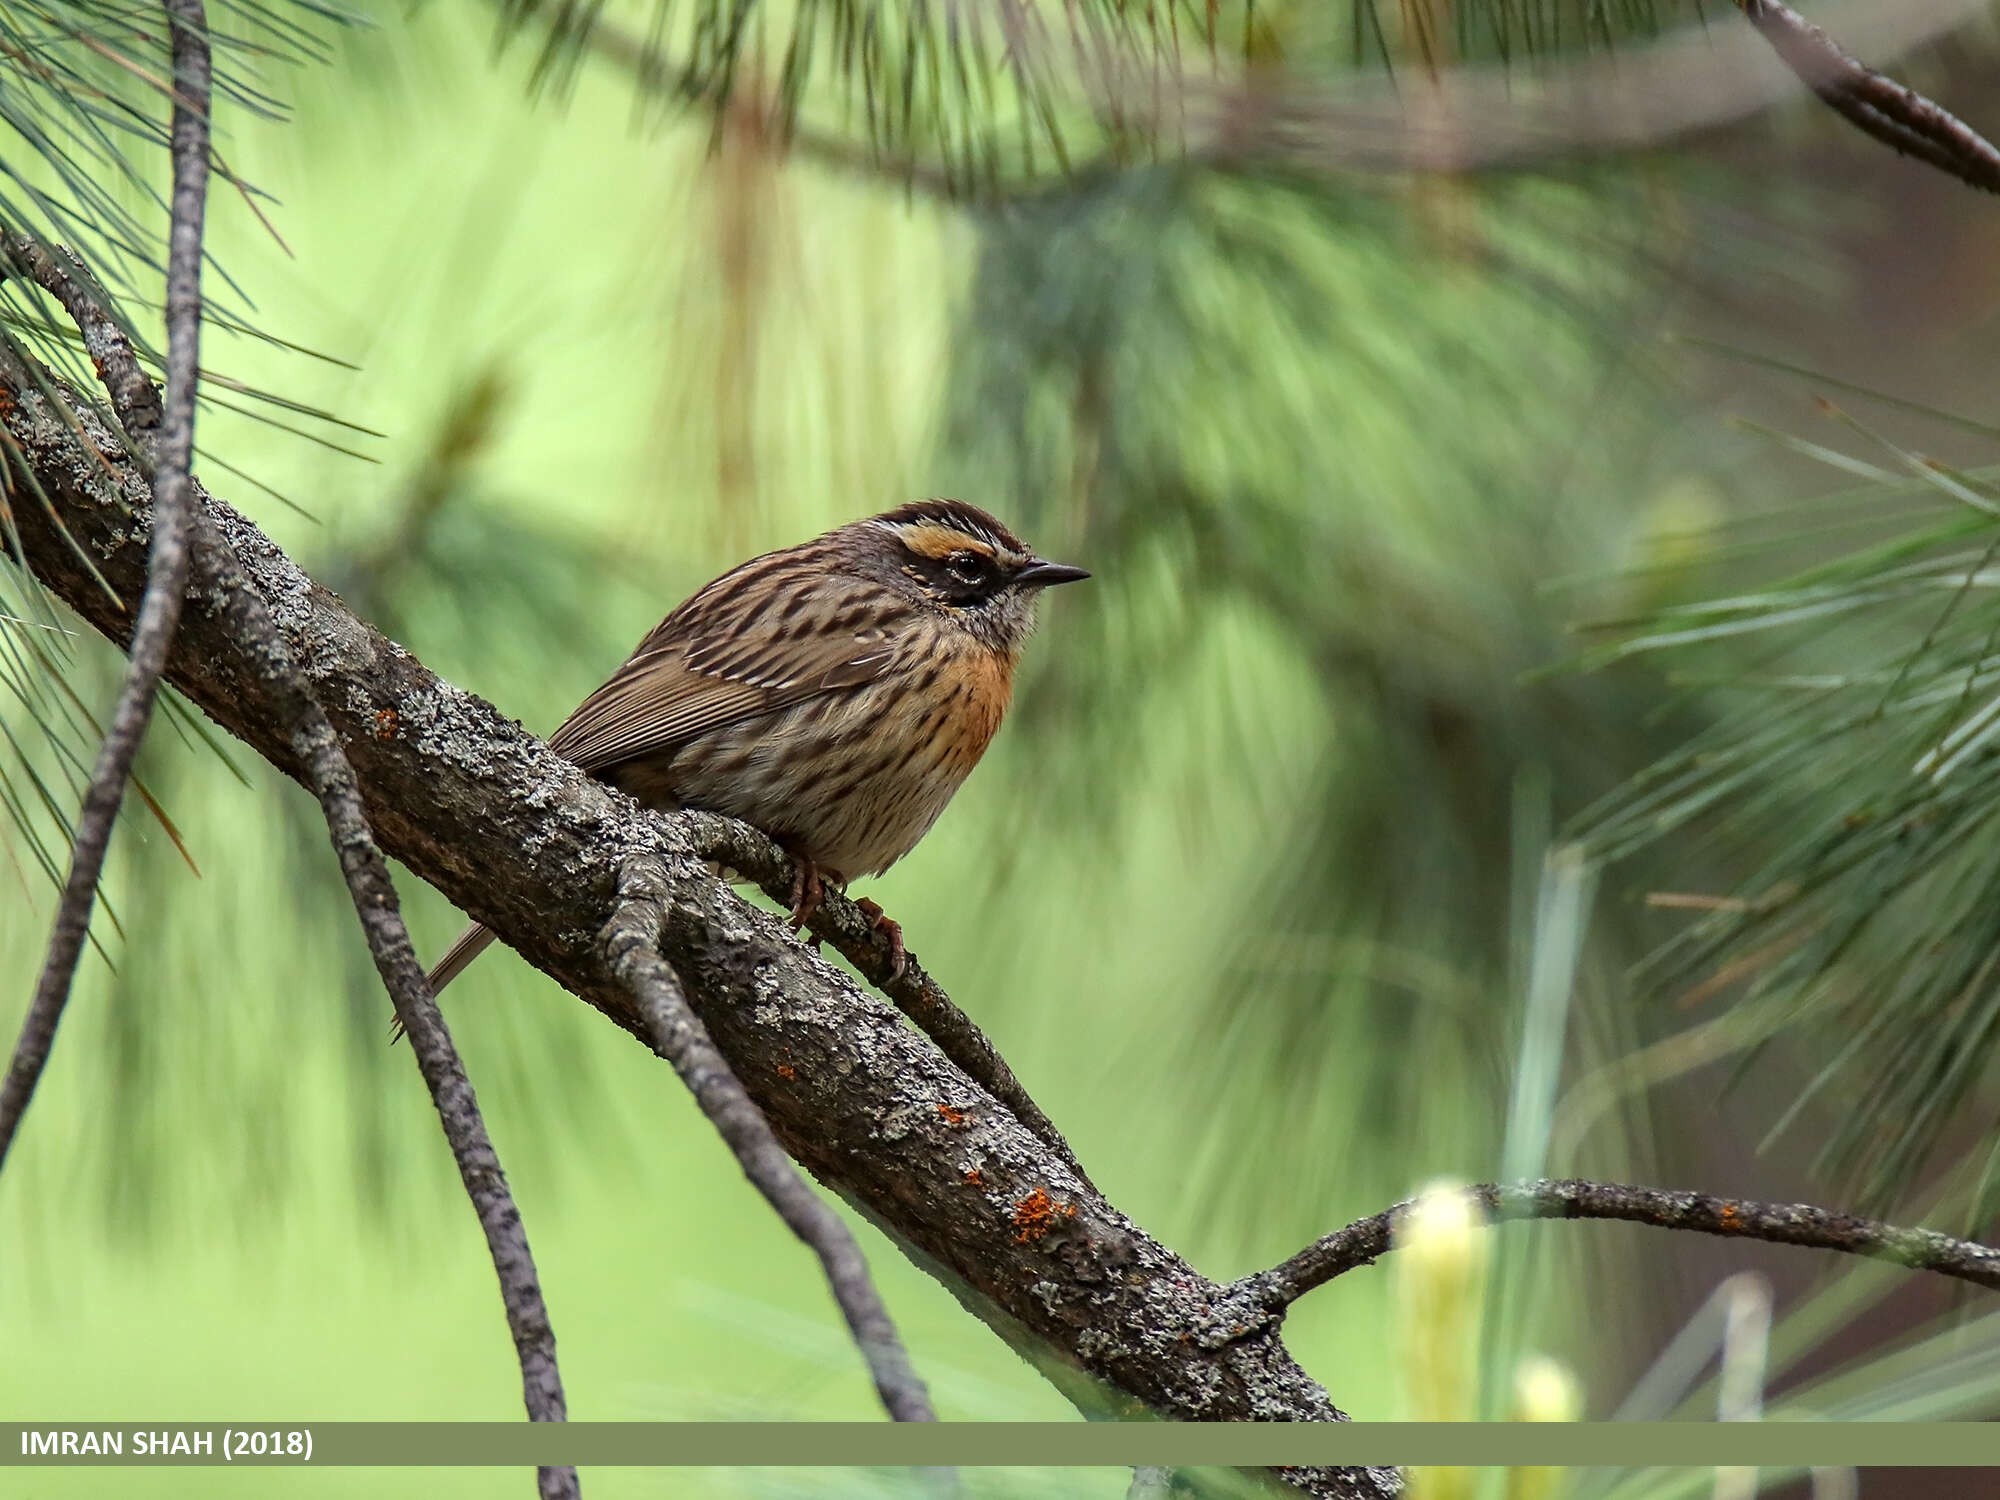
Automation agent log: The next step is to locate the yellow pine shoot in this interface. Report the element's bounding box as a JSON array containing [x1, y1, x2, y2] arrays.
[[1397, 1181, 1490, 1500]]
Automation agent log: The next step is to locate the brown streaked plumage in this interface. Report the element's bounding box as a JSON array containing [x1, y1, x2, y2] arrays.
[[421, 499, 1088, 1000]]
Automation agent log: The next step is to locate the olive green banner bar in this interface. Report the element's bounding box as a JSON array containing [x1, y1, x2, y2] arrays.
[[4, 1423, 2000, 1468]]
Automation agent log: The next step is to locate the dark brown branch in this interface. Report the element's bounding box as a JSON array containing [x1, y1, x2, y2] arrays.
[[0, 0, 208, 1175], [0, 370, 1393, 1500], [679, 810, 1094, 1193], [1738, 0, 2000, 195], [3, 249, 577, 1498], [1237, 1179, 2000, 1311], [604, 855, 937, 1424]]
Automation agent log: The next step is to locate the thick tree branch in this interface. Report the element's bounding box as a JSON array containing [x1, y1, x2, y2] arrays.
[[1737, 0, 2000, 196], [0, 362, 1395, 1500], [604, 855, 935, 1424], [0, 0, 208, 1175], [1236, 1179, 2000, 1311], [679, 810, 1093, 1192]]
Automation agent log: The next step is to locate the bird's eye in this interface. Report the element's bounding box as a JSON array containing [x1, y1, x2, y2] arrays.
[[944, 551, 988, 588]]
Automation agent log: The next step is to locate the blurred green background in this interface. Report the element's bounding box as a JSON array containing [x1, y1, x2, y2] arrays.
[[10, 2, 2000, 1497]]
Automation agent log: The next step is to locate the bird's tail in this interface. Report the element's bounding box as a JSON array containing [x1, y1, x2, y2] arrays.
[[388, 921, 498, 1042]]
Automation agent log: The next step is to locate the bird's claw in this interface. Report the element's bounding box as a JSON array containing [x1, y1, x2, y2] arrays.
[[854, 897, 908, 983], [786, 857, 825, 930]]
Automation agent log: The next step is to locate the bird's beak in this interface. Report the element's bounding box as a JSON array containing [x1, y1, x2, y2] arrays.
[[1013, 558, 1091, 588]]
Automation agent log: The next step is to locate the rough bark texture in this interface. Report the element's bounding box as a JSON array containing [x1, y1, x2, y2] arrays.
[[0, 366, 1395, 1498]]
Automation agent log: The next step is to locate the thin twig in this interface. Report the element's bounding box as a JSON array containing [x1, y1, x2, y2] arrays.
[[678, 809, 1094, 1193], [604, 853, 937, 1425], [1738, 0, 2000, 195], [0, 0, 208, 1175], [1237, 1178, 2000, 1310], [191, 525, 579, 1500], [3, 236, 578, 1500]]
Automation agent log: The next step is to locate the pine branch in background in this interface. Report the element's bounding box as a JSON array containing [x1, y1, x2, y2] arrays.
[[1572, 387, 2000, 1227], [0, 0, 212, 1174], [501, 0, 1996, 194]]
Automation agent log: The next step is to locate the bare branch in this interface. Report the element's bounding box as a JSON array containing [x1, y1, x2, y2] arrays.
[[1737, 0, 2000, 194], [679, 810, 1093, 1192], [1237, 1179, 2000, 1311], [604, 854, 937, 1424], [0, 0, 210, 1176]]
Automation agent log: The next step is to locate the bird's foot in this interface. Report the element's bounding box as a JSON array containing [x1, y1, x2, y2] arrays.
[[786, 856, 826, 933], [854, 897, 907, 984]]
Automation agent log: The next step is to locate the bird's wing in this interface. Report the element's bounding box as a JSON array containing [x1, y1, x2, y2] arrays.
[[547, 559, 910, 774]]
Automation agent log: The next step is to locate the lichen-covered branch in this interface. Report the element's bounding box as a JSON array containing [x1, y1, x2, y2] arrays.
[[0, 357, 1395, 1500], [604, 855, 936, 1424], [1238, 1179, 2000, 1311]]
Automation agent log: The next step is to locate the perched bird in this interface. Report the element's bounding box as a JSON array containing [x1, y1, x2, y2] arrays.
[[423, 498, 1088, 998]]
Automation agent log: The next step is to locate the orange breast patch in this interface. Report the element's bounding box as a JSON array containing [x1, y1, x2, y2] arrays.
[[945, 645, 1015, 773]]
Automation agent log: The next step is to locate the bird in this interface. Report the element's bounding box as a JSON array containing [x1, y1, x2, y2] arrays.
[[420, 497, 1089, 1002]]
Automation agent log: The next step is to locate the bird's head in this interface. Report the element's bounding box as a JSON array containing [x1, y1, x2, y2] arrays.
[[854, 498, 1089, 653]]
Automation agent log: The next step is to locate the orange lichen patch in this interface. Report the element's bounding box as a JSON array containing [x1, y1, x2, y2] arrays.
[[1013, 1188, 1058, 1243], [937, 1103, 968, 1126], [776, 1063, 797, 1081], [1718, 1203, 1741, 1232], [373, 707, 399, 741], [963, 1168, 984, 1187]]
